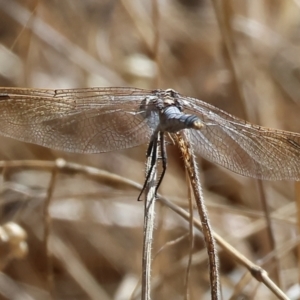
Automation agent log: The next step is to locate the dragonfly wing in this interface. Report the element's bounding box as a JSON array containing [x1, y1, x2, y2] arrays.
[[0, 87, 156, 153], [183, 97, 300, 180]]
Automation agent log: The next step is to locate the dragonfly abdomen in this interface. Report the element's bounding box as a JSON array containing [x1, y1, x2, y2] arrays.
[[158, 106, 204, 133]]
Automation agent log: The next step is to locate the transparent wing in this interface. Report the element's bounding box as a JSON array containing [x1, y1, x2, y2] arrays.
[[0, 87, 156, 153], [182, 96, 300, 180]]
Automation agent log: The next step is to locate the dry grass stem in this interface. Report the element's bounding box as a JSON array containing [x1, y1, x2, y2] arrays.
[[172, 132, 220, 299], [141, 142, 158, 300], [1, 1, 300, 298]]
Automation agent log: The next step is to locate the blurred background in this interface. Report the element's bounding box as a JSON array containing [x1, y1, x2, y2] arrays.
[[0, 0, 300, 299]]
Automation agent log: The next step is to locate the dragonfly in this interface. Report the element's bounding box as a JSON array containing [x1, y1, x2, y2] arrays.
[[0, 86, 300, 196]]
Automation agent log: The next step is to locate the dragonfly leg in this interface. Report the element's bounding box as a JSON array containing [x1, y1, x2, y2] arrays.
[[137, 134, 158, 201], [154, 132, 167, 197]]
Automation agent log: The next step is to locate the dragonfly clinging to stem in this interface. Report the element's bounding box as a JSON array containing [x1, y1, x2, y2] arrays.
[[0, 86, 300, 197]]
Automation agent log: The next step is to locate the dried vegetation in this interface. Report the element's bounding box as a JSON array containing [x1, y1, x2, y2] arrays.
[[0, 0, 300, 299]]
